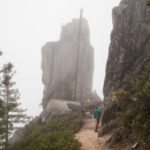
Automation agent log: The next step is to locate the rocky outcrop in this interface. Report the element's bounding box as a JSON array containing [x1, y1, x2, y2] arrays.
[[104, 0, 150, 104], [40, 99, 81, 123], [41, 18, 94, 108], [10, 17, 93, 146]]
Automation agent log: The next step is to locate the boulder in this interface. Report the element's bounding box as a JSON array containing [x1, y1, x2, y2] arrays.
[[40, 99, 82, 123]]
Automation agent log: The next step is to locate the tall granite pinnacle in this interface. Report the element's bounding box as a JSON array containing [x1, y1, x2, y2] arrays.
[[103, 0, 150, 104], [41, 18, 94, 109]]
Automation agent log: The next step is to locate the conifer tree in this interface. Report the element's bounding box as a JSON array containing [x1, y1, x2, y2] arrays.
[[0, 63, 30, 150], [0, 51, 5, 148], [0, 97, 5, 148]]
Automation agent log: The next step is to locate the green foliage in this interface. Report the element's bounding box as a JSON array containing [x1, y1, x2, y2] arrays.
[[115, 62, 150, 143], [10, 113, 83, 150], [0, 99, 5, 148], [115, 89, 131, 112], [0, 63, 30, 149], [147, 0, 150, 6]]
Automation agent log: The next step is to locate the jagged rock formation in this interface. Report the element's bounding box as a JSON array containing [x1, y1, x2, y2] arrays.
[[10, 18, 94, 146], [42, 18, 94, 108], [104, 0, 150, 105]]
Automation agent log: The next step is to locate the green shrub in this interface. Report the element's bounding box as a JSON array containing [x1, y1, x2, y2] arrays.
[[10, 112, 83, 150], [115, 62, 150, 143], [147, 0, 150, 6]]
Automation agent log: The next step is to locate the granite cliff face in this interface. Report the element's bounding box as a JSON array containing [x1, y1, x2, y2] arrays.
[[41, 18, 94, 108], [104, 0, 150, 104]]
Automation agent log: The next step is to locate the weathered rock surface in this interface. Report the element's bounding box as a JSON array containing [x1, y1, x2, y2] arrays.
[[99, 102, 119, 136], [40, 99, 81, 123], [100, 0, 150, 139], [104, 0, 150, 104], [42, 18, 94, 108]]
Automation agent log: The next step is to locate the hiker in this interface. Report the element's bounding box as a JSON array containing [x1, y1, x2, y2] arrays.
[[94, 105, 102, 132]]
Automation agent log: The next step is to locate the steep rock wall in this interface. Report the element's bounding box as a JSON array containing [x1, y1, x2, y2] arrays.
[[41, 18, 94, 108], [104, 0, 150, 104]]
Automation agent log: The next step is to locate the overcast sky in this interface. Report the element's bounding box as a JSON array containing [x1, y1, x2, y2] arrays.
[[0, 0, 120, 116]]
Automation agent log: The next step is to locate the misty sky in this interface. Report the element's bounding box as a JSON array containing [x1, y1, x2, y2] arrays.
[[0, 0, 120, 116]]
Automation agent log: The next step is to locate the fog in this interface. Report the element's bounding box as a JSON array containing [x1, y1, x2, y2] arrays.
[[0, 0, 120, 116]]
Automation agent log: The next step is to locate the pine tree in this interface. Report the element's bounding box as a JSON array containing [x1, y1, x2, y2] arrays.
[[0, 98, 5, 148], [0, 63, 30, 150], [0, 51, 5, 148]]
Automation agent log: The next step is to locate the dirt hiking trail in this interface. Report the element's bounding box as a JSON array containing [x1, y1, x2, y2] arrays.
[[75, 117, 112, 150]]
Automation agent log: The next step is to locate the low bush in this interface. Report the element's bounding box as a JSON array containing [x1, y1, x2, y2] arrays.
[[10, 112, 83, 150]]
